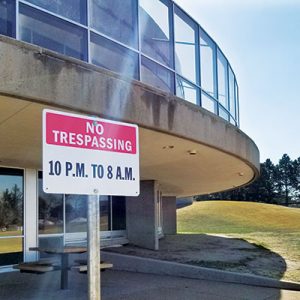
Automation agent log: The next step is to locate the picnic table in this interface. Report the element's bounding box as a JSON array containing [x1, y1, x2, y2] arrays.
[[29, 246, 87, 289]]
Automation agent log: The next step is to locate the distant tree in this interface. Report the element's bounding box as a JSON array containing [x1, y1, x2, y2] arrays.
[[275, 154, 295, 206], [258, 159, 277, 203], [195, 156, 300, 207], [0, 185, 23, 228], [291, 157, 300, 203], [223, 160, 277, 203], [0, 189, 14, 228]]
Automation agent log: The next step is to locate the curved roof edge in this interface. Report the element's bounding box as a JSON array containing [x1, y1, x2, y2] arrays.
[[0, 36, 260, 195]]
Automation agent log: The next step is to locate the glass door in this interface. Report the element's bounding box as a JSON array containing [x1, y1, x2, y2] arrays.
[[0, 167, 24, 266]]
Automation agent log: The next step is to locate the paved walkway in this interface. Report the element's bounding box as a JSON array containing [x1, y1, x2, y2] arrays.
[[0, 269, 300, 300]]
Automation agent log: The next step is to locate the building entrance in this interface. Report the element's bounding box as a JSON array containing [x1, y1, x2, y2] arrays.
[[0, 168, 24, 266]]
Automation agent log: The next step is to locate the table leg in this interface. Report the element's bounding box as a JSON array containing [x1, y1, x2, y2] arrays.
[[61, 253, 69, 289]]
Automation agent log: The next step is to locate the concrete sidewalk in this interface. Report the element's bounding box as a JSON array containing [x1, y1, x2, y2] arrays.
[[0, 269, 300, 300]]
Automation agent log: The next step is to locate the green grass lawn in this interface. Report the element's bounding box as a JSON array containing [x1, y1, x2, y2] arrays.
[[0, 230, 22, 253], [0, 237, 22, 253], [177, 201, 300, 282]]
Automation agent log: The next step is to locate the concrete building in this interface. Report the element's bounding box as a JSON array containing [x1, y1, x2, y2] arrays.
[[0, 0, 259, 271]]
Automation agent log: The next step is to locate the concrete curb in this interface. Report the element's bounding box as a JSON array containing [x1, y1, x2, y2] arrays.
[[101, 251, 300, 291]]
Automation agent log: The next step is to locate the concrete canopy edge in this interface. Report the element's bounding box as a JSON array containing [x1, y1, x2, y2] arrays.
[[0, 36, 259, 196]]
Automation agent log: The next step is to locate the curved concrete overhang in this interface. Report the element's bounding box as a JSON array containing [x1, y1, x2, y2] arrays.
[[0, 36, 260, 197]]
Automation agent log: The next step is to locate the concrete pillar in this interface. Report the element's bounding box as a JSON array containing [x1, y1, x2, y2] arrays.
[[126, 180, 159, 250], [162, 196, 177, 235], [24, 169, 38, 262]]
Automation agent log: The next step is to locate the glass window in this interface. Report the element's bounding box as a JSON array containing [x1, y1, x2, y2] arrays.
[[39, 236, 63, 259], [176, 76, 198, 105], [25, 0, 87, 24], [141, 56, 174, 93], [19, 4, 88, 61], [0, 238, 23, 265], [217, 49, 228, 108], [90, 0, 138, 48], [174, 7, 197, 83], [219, 106, 229, 121], [112, 196, 126, 230], [201, 92, 216, 114], [65, 195, 87, 233], [38, 172, 63, 234], [0, 168, 23, 237], [39, 236, 63, 249], [90, 32, 139, 79], [0, 0, 15, 37], [228, 66, 236, 119], [0, 167, 23, 266], [140, 0, 173, 67], [100, 196, 111, 231], [200, 29, 216, 98]]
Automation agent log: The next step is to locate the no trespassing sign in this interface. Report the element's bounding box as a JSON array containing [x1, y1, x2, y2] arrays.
[[43, 109, 140, 196]]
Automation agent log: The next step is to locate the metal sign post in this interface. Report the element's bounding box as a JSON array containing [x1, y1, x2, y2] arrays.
[[88, 194, 100, 300]]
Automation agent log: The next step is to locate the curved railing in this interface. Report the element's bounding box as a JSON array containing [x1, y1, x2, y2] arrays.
[[0, 0, 239, 126]]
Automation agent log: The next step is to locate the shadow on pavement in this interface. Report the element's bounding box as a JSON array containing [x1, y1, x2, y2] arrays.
[[103, 234, 292, 299]]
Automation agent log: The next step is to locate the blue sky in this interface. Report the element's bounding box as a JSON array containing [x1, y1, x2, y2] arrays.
[[176, 0, 300, 163]]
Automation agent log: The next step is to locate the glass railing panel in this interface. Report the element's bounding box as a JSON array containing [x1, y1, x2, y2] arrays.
[[219, 105, 229, 121], [24, 0, 87, 25], [140, 0, 173, 68], [0, 0, 15, 37], [19, 4, 88, 61], [228, 66, 236, 119], [235, 80, 239, 126], [141, 56, 174, 93], [90, 32, 139, 79], [201, 92, 217, 114], [217, 49, 229, 109], [90, 0, 138, 49], [174, 7, 197, 84], [176, 76, 198, 105], [200, 29, 216, 98]]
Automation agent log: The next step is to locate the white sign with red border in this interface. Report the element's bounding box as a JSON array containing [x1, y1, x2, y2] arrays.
[[43, 109, 139, 196]]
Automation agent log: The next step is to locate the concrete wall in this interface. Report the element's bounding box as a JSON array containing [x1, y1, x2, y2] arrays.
[[0, 36, 259, 174], [126, 181, 159, 250], [162, 196, 177, 235]]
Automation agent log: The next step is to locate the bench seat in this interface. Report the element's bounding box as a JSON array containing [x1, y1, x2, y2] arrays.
[[73, 260, 113, 273], [13, 261, 54, 274]]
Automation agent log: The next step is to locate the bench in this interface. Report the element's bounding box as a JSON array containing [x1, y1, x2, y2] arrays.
[[74, 259, 113, 273], [13, 261, 54, 274]]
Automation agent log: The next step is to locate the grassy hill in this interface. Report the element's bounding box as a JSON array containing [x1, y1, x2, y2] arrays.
[[177, 201, 300, 234], [177, 201, 300, 282]]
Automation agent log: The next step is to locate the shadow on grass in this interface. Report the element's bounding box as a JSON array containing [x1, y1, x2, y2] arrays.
[[104, 234, 289, 299], [105, 233, 287, 281]]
